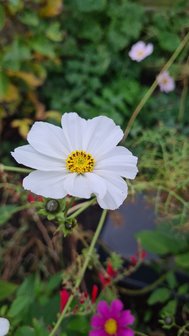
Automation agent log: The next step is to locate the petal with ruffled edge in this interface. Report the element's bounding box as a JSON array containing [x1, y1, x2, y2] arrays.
[[119, 311, 135, 326], [23, 171, 67, 199], [61, 112, 87, 151], [11, 145, 65, 171], [118, 328, 134, 336], [110, 299, 123, 312], [95, 147, 138, 179], [27, 122, 70, 159], [97, 301, 110, 318], [89, 330, 107, 336], [96, 172, 128, 210], [85, 173, 107, 199], [0, 318, 10, 336], [146, 43, 153, 56], [83, 116, 123, 159]]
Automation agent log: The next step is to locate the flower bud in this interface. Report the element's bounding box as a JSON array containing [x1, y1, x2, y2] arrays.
[[45, 199, 60, 213]]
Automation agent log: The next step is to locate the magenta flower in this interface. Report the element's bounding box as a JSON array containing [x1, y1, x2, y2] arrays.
[[89, 299, 135, 336]]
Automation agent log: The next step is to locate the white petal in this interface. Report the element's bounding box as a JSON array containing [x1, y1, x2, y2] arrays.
[[23, 171, 67, 199], [85, 173, 107, 199], [27, 122, 70, 159], [83, 116, 123, 158], [95, 146, 138, 179], [146, 43, 153, 56], [63, 173, 91, 199], [96, 172, 128, 210], [11, 145, 66, 171], [61, 112, 87, 151], [0, 318, 10, 336]]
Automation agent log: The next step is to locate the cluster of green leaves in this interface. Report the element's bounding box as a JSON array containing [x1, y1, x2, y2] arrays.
[[130, 125, 189, 221], [0, 0, 63, 138], [0, 273, 91, 336], [42, 0, 189, 130]]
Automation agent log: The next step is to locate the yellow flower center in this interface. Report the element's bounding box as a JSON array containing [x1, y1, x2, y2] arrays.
[[162, 78, 168, 85], [104, 318, 118, 335], [137, 50, 144, 57], [66, 150, 95, 174]]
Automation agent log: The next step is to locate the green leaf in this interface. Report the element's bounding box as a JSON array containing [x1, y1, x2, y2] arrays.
[[19, 10, 39, 27], [15, 327, 35, 336], [148, 288, 171, 305], [0, 205, 18, 225], [46, 272, 62, 293], [178, 284, 189, 295], [9, 295, 33, 317], [175, 252, 189, 269], [29, 36, 56, 58], [161, 299, 177, 315], [166, 272, 177, 289], [137, 230, 185, 255], [0, 280, 17, 301], [0, 72, 9, 100], [158, 32, 181, 51], [67, 316, 89, 333], [46, 23, 63, 42], [2, 39, 31, 70], [0, 4, 6, 31], [74, 0, 106, 12]]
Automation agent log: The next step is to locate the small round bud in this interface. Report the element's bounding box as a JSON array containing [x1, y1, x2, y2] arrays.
[[65, 218, 77, 230], [164, 316, 173, 325], [65, 222, 73, 230], [46, 199, 60, 213]]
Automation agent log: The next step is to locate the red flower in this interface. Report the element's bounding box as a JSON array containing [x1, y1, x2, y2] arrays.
[[60, 289, 70, 312], [130, 249, 147, 266], [27, 193, 44, 203], [130, 255, 138, 266], [27, 193, 35, 203], [99, 261, 117, 288], [107, 261, 117, 277], [91, 284, 99, 303]]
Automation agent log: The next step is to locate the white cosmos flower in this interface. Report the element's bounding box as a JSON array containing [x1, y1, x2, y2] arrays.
[[11, 113, 138, 210], [0, 318, 10, 336], [129, 41, 153, 62], [156, 71, 175, 93]]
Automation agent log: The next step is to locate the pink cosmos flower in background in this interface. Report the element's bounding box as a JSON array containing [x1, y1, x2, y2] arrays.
[[128, 41, 153, 62], [156, 71, 175, 93], [89, 299, 135, 336]]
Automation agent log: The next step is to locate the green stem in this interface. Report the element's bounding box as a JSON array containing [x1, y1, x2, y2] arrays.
[[0, 164, 32, 173], [123, 31, 189, 141], [178, 76, 188, 123], [119, 273, 167, 295], [68, 198, 96, 219], [49, 209, 108, 336]]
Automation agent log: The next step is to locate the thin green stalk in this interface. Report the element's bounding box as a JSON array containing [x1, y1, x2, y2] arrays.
[[68, 198, 96, 219], [123, 31, 189, 141], [49, 209, 108, 336], [0, 164, 32, 173], [178, 76, 188, 123]]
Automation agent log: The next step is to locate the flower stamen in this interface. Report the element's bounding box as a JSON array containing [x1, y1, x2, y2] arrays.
[[66, 150, 95, 174], [104, 318, 118, 335]]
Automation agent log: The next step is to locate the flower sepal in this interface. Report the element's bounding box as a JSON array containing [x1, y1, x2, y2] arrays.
[[58, 217, 77, 237]]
